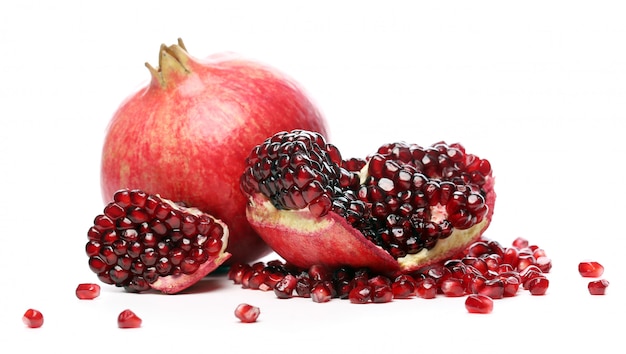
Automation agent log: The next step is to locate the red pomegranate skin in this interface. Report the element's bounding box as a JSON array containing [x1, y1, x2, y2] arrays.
[[100, 41, 328, 264]]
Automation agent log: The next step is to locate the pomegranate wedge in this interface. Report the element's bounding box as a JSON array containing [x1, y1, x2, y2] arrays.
[[240, 130, 495, 276]]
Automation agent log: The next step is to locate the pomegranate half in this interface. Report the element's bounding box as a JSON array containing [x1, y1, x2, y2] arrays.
[[240, 130, 496, 276], [100, 39, 328, 265]]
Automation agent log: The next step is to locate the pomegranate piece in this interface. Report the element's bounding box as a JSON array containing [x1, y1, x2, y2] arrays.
[[22, 309, 44, 328], [118, 309, 142, 328], [588, 279, 609, 295], [75, 283, 101, 300], [241, 130, 496, 276], [86, 189, 231, 294], [465, 294, 493, 314], [235, 303, 260, 323], [578, 261, 604, 278]]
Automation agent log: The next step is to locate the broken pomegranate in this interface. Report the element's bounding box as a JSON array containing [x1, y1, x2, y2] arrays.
[[588, 279, 609, 295], [100, 39, 328, 265], [86, 188, 230, 294], [234, 303, 260, 323], [22, 309, 44, 328], [75, 283, 101, 300], [578, 261, 604, 278], [118, 309, 142, 328], [465, 294, 493, 314], [240, 129, 496, 275]]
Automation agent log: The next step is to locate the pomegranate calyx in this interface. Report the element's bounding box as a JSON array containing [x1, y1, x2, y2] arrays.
[[146, 38, 191, 89]]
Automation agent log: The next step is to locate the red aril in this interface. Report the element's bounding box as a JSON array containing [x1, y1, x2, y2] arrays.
[[118, 309, 142, 328], [235, 303, 260, 323], [465, 294, 493, 314], [578, 261, 604, 278], [75, 283, 101, 300], [100, 39, 328, 265], [588, 279, 609, 295], [22, 309, 44, 328]]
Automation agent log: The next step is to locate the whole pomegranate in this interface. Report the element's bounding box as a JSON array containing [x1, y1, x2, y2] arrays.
[[100, 39, 328, 264], [240, 130, 496, 276]]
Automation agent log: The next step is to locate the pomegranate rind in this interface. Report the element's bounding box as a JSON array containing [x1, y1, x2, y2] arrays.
[[247, 190, 493, 276], [151, 216, 231, 294], [246, 193, 399, 275]]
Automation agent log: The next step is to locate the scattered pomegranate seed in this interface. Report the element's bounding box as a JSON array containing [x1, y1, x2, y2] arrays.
[[578, 261, 604, 278], [235, 303, 260, 323], [117, 309, 142, 328], [588, 279, 609, 295], [75, 283, 101, 300], [465, 294, 493, 314], [310, 282, 333, 303], [22, 309, 44, 328]]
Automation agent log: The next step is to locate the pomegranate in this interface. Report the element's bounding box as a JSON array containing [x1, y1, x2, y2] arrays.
[[22, 309, 44, 328], [118, 309, 142, 328], [240, 129, 496, 275], [100, 39, 328, 265], [86, 188, 230, 294]]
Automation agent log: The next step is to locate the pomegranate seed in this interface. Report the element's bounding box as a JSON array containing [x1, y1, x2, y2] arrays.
[[311, 282, 333, 303], [235, 303, 260, 323], [578, 261, 604, 277], [588, 279, 609, 295], [465, 294, 493, 314], [75, 283, 101, 300], [416, 278, 437, 299], [274, 274, 297, 299], [391, 274, 416, 299], [372, 284, 393, 303], [349, 284, 372, 304], [478, 279, 505, 299], [440, 278, 465, 297], [117, 309, 142, 328], [527, 276, 549, 295], [22, 309, 44, 328], [512, 237, 529, 249]]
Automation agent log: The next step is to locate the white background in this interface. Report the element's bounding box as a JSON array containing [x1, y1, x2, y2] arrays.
[[1, 1, 624, 353]]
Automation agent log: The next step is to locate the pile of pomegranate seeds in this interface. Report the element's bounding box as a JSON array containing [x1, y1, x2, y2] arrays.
[[229, 236, 552, 310], [75, 283, 101, 300], [235, 303, 261, 323], [22, 309, 44, 328], [117, 309, 142, 328]]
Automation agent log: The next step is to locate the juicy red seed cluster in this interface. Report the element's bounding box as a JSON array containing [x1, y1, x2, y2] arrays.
[[241, 130, 494, 260], [86, 189, 224, 293], [240, 130, 346, 216], [229, 236, 551, 303]]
